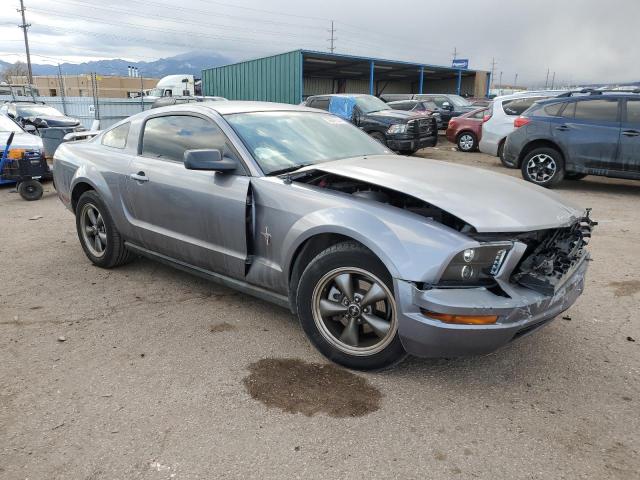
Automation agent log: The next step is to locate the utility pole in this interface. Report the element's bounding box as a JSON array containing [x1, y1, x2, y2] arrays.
[[551, 71, 556, 89], [489, 57, 497, 92], [57, 64, 67, 115], [452, 47, 457, 62], [498, 71, 503, 93], [514, 73, 518, 88], [139, 69, 145, 112], [545, 67, 549, 89], [17, 0, 34, 86], [328, 20, 336, 53]]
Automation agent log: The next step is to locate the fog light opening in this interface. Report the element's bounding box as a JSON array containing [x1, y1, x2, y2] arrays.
[[420, 309, 498, 325]]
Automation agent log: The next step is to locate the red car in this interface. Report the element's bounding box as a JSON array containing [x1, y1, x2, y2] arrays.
[[445, 107, 486, 152]]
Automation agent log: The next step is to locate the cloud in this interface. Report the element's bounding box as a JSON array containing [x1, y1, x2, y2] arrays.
[[1, 0, 638, 85]]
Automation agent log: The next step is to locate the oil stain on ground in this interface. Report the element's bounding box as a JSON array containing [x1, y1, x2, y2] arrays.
[[209, 322, 236, 333], [608, 280, 640, 297], [243, 358, 381, 417]]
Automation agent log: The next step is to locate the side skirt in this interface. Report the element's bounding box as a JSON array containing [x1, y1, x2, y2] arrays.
[[125, 242, 292, 310]]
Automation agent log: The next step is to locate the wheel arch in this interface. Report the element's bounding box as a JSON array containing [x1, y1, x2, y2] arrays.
[[71, 181, 95, 213], [518, 139, 565, 168]]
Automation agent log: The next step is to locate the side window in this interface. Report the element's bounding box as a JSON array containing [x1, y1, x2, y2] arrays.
[[574, 99, 618, 122], [471, 109, 486, 119], [312, 98, 330, 110], [627, 100, 640, 124], [543, 103, 564, 116], [101, 123, 130, 149], [560, 102, 576, 118], [432, 96, 449, 108], [141, 115, 237, 163]]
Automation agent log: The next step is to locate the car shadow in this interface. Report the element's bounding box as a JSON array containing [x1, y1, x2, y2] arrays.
[[554, 177, 640, 196]]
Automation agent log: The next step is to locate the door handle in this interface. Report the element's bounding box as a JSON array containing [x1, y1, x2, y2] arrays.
[[130, 171, 149, 182], [622, 129, 640, 137], [555, 125, 570, 131]]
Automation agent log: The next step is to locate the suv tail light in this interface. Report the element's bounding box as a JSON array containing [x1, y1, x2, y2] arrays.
[[514, 116, 531, 128], [482, 113, 492, 123]]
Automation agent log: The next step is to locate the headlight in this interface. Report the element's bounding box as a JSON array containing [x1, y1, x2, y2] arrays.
[[387, 123, 408, 134], [438, 244, 511, 286]]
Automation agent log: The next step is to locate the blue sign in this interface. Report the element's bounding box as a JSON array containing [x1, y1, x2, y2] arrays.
[[452, 59, 469, 69]]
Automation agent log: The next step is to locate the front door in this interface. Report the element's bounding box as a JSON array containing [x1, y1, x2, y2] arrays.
[[124, 113, 249, 279], [617, 98, 640, 174], [554, 98, 621, 173]]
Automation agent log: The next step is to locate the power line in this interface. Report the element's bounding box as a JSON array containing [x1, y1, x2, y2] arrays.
[[17, 0, 33, 84]]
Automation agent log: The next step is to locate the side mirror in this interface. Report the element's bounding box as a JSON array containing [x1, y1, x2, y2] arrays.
[[442, 102, 453, 111], [184, 149, 236, 173], [24, 124, 37, 134]]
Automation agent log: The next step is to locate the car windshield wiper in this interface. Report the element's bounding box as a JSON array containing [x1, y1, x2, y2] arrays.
[[268, 163, 314, 176]]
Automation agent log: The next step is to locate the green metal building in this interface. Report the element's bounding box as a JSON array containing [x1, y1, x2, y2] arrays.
[[202, 49, 489, 104]]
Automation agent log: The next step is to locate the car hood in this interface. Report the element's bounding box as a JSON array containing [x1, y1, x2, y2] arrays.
[[0, 131, 43, 150], [303, 155, 585, 232], [366, 109, 416, 122], [24, 116, 81, 128]]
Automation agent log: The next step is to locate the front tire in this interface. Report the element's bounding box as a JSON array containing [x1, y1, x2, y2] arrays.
[[456, 132, 477, 152], [75, 190, 134, 268], [369, 131, 387, 146], [296, 242, 407, 371], [521, 147, 565, 188]]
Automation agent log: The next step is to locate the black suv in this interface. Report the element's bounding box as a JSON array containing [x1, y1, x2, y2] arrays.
[[503, 90, 640, 187], [304, 94, 437, 154], [380, 93, 477, 126], [0, 101, 82, 131]]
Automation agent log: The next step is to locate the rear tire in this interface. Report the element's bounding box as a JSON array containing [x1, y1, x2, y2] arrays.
[[521, 147, 565, 188], [75, 190, 135, 268], [296, 242, 407, 371], [456, 132, 477, 152], [18, 180, 43, 201]]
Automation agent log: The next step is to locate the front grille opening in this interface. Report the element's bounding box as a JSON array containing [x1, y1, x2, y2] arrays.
[[512, 318, 552, 340]]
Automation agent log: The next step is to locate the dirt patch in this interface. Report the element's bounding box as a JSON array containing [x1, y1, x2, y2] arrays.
[[209, 322, 236, 333], [243, 358, 381, 417], [608, 280, 640, 297]]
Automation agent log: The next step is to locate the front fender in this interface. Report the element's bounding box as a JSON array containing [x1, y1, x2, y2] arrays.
[[282, 204, 477, 284]]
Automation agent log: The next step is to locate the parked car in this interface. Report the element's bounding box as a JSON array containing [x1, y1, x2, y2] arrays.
[[53, 101, 595, 370], [387, 99, 444, 129], [478, 91, 564, 164], [381, 93, 478, 127], [1, 101, 83, 131], [503, 90, 640, 187], [446, 107, 487, 152], [304, 94, 437, 154], [151, 95, 227, 109]]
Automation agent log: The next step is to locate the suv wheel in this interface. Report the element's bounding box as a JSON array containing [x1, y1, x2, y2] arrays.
[[75, 191, 134, 268], [369, 131, 387, 146], [296, 242, 407, 371], [521, 147, 565, 188], [456, 132, 477, 152]]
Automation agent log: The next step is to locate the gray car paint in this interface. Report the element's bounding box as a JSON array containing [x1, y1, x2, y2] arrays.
[[53, 101, 590, 358]]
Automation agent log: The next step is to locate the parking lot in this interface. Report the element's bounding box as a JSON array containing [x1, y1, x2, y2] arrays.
[[1, 139, 638, 480]]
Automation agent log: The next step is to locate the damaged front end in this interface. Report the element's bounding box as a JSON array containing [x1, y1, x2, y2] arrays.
[[510, 210, 597, 296]]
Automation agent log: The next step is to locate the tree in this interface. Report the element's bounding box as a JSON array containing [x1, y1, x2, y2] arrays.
[[1, 61, 29, 83]]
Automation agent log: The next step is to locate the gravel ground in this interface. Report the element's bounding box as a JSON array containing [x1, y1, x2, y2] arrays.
[[1, 139, 638, 480]]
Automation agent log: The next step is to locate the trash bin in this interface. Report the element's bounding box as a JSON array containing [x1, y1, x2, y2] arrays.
[[39, 127, 78, 159]]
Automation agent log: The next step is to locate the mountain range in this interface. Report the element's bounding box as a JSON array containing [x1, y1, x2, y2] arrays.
[[0, 52, 235, 78]]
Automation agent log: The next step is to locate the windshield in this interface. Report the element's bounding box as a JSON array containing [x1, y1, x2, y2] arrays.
[[354, 96, 391, 114], [16, 104, 64, 118], [448, 95, 472, 107], [0, 115, 23, 133], [225, 111, 390, 175]]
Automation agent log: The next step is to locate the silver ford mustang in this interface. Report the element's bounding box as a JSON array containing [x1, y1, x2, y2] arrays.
[[53, 102, 595, 370]]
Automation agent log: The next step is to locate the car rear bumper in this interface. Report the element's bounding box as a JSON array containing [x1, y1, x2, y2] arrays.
[[502, 137, 520, 167], [393, 254, 588, 358], [387, 135, 437, 152]]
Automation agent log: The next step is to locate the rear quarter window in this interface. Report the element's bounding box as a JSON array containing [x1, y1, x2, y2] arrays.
[[502, 97, 545, 116], [543, 103, 564, 116], [101, 122, 130, 149]]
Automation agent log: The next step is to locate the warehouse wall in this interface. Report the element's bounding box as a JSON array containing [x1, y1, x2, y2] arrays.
[[202, 51, 302, 104]]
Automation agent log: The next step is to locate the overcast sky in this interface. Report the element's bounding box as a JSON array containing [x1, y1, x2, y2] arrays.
[[1, 0, 639, 86]]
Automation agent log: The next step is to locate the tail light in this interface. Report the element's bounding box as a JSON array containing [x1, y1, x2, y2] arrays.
[[482, 113, 492, 123], [514, 116, 531, 128]]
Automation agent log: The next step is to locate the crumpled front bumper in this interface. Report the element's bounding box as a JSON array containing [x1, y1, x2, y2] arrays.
[[393, 254, 589, 358]]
